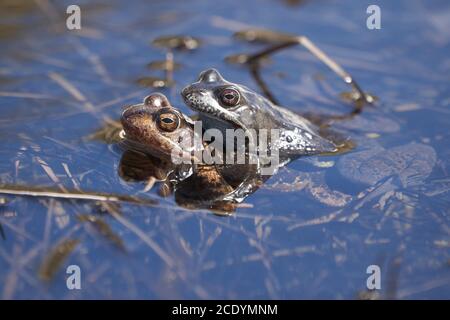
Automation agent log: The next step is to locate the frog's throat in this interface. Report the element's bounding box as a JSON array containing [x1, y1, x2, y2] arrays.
[[120, 136, 191, 162]]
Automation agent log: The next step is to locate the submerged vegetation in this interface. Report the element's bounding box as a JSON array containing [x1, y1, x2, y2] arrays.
[[0, 0, 449, 299]]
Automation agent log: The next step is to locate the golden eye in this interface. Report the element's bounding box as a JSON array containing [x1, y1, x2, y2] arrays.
[[219, 88, 240, 107], [157, 112, 180, 132]]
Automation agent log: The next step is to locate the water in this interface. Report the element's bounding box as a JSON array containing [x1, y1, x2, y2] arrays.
[[0, 0, 449, 299]]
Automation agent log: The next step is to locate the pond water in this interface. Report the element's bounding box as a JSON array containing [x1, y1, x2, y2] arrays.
[[0, 0, 449, 299]]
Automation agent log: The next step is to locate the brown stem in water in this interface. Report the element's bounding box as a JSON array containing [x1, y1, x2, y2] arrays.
[[0, 184, 157, 206], [242, 37, 374, 121]]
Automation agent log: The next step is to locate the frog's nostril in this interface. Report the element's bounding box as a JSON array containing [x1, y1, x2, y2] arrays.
[[122, 107, 133, 120], [121, 105, 149, 122], [199, 68, 222, 83]]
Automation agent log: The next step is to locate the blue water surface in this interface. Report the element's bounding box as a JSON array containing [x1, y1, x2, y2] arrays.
[[0, 0, 449, 299]]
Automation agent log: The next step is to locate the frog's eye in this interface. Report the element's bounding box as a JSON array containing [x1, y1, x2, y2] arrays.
[[157, 112, 180, 132], [219, 88, 240, 107]]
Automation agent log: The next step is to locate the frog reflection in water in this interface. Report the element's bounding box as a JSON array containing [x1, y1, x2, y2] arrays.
[[181, 68, 337, 165], [119, 93, 259, 213]]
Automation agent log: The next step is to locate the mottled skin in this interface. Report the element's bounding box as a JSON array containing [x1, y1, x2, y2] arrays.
[[174, 163, 236, 212], [181, 68, 336, 160]]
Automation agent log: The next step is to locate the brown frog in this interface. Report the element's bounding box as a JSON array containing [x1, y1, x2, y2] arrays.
[[120, 93, 244, 213], [121, 93, 201, 163]]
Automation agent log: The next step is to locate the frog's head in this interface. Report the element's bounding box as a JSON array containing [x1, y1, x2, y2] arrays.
[[181, 69, 263, 130], [121, 93, 198, 160]]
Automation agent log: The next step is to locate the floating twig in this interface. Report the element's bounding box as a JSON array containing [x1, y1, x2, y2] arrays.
[[0, 184, 158, 206], [229, 28, 375, 110]]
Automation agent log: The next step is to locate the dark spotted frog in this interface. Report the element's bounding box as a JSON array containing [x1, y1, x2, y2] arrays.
[[181, 68, 337, 163]]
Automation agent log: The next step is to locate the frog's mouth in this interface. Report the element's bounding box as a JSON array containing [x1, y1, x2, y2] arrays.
[[120, 131, 198, 164]]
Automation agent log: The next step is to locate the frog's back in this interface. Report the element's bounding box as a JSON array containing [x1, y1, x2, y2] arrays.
[[182, 68, 337, 158], [262, 100, 337, 156]]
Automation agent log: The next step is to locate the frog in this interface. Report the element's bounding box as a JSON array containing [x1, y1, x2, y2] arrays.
[[120, 92, 202, 163], [181, 68, 337, 165], [119, 92, 252, 213]]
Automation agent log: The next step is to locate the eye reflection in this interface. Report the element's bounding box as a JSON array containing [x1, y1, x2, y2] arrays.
[[219, 88, 240, 107], [157, 110, 180, 132]]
